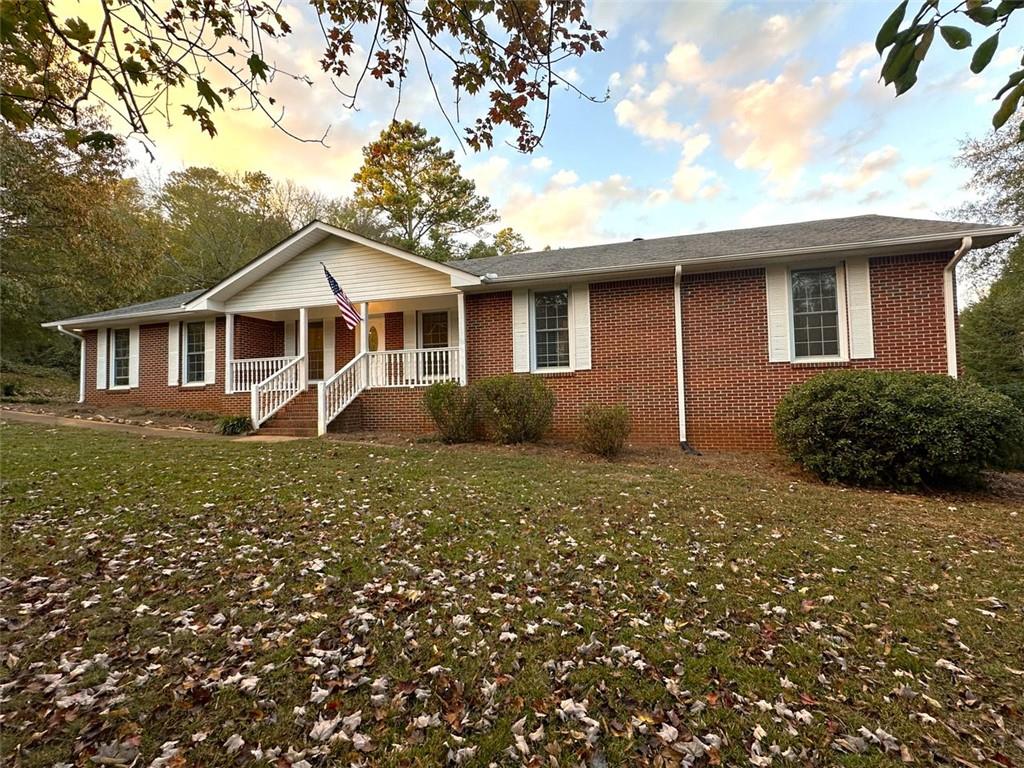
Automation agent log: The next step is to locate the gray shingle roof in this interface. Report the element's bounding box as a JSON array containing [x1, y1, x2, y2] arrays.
[[50, 289, 205, 326], [450, 215, 1018, 279]]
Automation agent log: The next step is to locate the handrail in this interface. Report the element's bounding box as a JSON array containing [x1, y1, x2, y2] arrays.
[[318, 351, 368, 435], [367, 347, 461, 388], [251, 355, 304, 427], [231, 356, 295, 393]]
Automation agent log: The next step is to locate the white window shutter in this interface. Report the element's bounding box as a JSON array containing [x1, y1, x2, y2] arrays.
[[203, 319, 217, 384], [128, 326, 140, 388], [765, 265, 791, 363], [572, 283, 592, 370], [96, 328, 108, 389], [284, 320, 296, 356], [323, 318, 336, 378], [512, 289, 530, 372], [845, 256, 875, 359], [167, 322, 180, 386]]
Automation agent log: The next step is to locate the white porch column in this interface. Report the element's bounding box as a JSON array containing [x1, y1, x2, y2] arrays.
[[457, 292, 467, 385], [224, 312, 235, 394], [360, 302, 369, 352], [298, 307, 309, 389]]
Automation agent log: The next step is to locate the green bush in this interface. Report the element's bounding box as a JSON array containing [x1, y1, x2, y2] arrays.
[[423, 381, 479, 443], [773, 370, 1024, 488], [579, 404, 631, 459], [216, 415, 253, 435], [472, 374, 555, 444]]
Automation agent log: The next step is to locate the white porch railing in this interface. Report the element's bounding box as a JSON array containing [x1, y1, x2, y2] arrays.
[[318, 351, 369, 435], [231, 356, 295, 394], [367, 347, 462, 388], [251, 356, 304, 427]]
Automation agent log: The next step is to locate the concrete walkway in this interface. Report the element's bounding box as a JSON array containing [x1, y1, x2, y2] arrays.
[[1, 409, 302, 442]]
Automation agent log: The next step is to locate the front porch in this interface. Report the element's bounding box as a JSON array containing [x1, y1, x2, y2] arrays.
[[224, 294, 466, 435]]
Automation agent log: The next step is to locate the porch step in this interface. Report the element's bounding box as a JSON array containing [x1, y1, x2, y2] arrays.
[[258, 387, 318, 436]]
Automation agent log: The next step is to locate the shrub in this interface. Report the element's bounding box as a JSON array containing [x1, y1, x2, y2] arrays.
[[216, 415, 253, 435], [773, 370, 1024, 489], [472, 374, 555, 444], [579, 404, 631, 459], [423, 381, 479, 443]]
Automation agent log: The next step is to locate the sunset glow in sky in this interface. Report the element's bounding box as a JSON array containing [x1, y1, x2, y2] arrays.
[[62, 0, 1023, 251]]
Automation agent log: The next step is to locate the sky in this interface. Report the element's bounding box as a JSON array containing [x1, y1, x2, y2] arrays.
[[68, 0, 1022, 251]]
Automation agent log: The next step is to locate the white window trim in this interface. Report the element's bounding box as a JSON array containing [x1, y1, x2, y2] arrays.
[[417, 309, 455, 349], [181, 320, 207, 386], [787, 262, 849, 364], [108, 327, 133, 390], [529, 287, 575, 374]]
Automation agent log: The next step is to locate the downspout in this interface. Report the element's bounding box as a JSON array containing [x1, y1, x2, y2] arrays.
[[944, 237, 972, 379], [674, 266, 698, 454], [56, 325, 86, 403]]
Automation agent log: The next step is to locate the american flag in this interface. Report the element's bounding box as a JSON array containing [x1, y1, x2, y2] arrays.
[[321, 264, 362, 330]]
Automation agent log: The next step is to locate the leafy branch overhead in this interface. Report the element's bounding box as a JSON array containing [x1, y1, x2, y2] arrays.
[[875, 0, 1023, 140], [0, 1, 606, 153]]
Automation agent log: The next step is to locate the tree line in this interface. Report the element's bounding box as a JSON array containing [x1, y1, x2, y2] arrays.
[[1, 117, 527, 370]]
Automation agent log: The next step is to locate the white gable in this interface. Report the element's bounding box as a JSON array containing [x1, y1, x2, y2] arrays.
[[224, 235, 457, 313]]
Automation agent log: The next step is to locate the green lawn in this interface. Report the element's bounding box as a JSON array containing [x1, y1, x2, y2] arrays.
[[2, 422, 1022, 767]]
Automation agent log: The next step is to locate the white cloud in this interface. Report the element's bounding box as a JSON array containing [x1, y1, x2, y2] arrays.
[[464, 156, 511, 196], [830, 43, 876, 91], [903, 166, 934, 189], [665, 43, 709, 84], [615, 91, 694, 144], [716, 71, 838, 187], [551, 169, 580, 186], [821, 145, 901, 192], [498, 175, 642, 248], [530, 156, 553, 171]]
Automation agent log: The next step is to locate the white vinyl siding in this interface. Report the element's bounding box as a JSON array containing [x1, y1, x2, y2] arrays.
[[845, 256, 874, 359], [225, 236, 455, 312]]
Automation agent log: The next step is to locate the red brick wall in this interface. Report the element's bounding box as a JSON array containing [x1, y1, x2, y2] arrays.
[[334, 318, 356, 370], [465, 278, 680, 446], [82, 319, 249, 415], [234, 317, 283, 359], [79, 253, 954, 450], [681, 252, 951, 450], [330, 388, 434, 434], [384, 312, 404, 350]]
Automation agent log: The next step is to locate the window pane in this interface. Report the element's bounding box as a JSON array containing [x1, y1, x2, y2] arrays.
[[112, 329, 130, 386], [185, 322, 205, 383], [791, 268, 839, 359], [534, 290, 569, 369], [421, 312, 449, 348]]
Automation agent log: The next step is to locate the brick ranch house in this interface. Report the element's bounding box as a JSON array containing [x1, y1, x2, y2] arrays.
[[44, 215, 1020, 450]]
